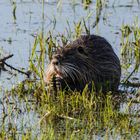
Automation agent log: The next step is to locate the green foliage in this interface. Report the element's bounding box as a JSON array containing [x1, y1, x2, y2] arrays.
[[1, 82, 139, 139], [121, 18, 140, 82]]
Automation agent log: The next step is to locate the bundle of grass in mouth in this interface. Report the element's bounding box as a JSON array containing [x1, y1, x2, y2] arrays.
[[45, 35, 121, 93]]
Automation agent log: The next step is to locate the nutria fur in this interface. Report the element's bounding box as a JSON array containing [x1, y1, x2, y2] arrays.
[[45, 35, 121, 93]]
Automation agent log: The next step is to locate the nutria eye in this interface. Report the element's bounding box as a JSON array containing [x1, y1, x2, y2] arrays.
[[77, 46, 84, 54]]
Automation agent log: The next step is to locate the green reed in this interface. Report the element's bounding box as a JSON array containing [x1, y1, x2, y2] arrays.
[[11, 0, 16, 22], [121, 18, 140, 82]]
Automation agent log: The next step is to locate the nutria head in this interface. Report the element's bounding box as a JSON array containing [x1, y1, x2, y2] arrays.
[[45, 35, 121, 92]]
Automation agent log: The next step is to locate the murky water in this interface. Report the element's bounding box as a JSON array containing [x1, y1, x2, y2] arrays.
[[0, 0, 140, 139]]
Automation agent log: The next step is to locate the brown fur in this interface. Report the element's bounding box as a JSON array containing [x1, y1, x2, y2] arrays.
[[45, 35, 121, 92]]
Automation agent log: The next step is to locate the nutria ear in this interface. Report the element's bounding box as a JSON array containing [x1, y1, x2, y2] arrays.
[[77, 46, 85, 54]]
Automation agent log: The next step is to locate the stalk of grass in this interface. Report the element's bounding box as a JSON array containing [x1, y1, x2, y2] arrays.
[[12, 0, 16, 23], [57, 0, 63, 12], [121, 18, 140, 83], [42, 0, 45, 20], [92, 0, 102, 28]]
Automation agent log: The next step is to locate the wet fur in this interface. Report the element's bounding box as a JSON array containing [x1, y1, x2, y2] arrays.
[[45, 35, 121, 92]]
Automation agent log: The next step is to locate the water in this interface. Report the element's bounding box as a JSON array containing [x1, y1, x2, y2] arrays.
[[0, 0, 140, 139]]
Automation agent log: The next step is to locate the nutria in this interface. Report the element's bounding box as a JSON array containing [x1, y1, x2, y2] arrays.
[[45, 35, 121, 93]]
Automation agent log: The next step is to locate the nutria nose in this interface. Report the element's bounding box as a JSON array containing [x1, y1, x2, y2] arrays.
[[52, 59, 59, 66]]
